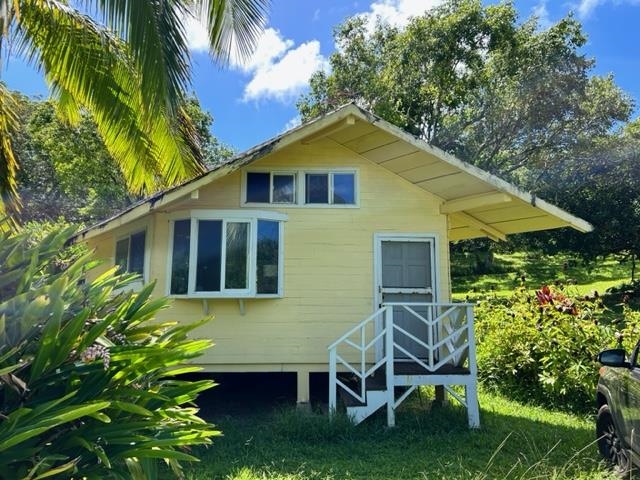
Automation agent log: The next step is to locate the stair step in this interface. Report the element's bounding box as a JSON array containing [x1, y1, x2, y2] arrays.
[[346, 390, 388, 424], [337, 369, 386, 407]]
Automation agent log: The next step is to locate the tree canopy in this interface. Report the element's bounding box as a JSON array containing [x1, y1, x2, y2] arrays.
[[12, 93, 232, 225], [297, 0, 632, 183], [0, 0, 268, 220], [298, 0, 638, 272]]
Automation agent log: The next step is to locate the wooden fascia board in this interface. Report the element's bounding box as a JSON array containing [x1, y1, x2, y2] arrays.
[[453, 212, 507, 242], [440, 192, 512, 214]]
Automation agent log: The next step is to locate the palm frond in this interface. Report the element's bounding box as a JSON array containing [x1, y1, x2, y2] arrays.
[[196, 0, 270, 62], [0, 82, 21, 225], [84, 0, 192, 118], [15, 0, 204, 193]]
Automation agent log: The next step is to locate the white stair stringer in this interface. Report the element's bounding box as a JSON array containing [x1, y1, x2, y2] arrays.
[[346, 390, 388, 424]]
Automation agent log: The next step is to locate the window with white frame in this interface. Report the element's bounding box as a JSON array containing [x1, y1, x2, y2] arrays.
[[305, 172, 355, 205], [244, 169, 357, 206], [115, 230, 146, 277], [168, 211, 284, 297], [246, 171, 296, 204]]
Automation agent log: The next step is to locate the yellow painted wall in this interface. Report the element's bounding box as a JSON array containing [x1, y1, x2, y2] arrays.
[[85, 139, 450, 370]]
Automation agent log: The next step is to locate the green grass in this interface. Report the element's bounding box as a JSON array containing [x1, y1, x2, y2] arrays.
[[452, 252, 632, 298], [184, 389, 614, 480]]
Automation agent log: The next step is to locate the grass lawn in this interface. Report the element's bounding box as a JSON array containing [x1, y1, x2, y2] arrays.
[[184, 388, 614, 480], [452, 252, 632, 299]]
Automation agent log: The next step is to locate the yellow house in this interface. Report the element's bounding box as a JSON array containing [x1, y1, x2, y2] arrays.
[[76, 104, 591, 427]]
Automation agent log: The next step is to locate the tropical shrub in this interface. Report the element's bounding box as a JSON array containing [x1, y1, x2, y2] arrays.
[[613, 304, 640, 353], [0, 226, 218, 479], [475, 284, 615, 411]]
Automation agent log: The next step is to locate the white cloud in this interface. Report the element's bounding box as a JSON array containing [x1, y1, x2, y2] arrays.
[[577, 0, 640, 18], [243, 40, 328, 102], [181, 16, 327, 103], [182, 13, 210, 52], [230, 28, 293, 72], [361, 0, 443, 30], [532, 0, 552, 29], [578, 0, 603, 17]]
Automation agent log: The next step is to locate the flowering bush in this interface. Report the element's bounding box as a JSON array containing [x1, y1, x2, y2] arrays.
[[0, 226, 218, 478], [475, 284, 616, 411]]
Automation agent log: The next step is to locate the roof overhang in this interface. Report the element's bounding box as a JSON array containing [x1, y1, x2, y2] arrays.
[[75, 104, 591, 242]]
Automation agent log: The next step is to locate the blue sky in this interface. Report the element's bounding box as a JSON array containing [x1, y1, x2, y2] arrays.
[[3, 0, 640, 153]]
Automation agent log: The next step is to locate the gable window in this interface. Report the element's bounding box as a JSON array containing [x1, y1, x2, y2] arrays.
[[115, 230, 146, 276], [244, 169, 357, 207], [305, 172, 356, 205], [168, 211, 285, 297], [246, 172, 296, 204]]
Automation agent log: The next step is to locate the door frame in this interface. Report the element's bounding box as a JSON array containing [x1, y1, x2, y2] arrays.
[[373, 233, 440, 361]]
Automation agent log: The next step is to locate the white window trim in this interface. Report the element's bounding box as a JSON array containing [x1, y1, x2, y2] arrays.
[[166, 210, 286, 299], [242, 168, 359, 208]]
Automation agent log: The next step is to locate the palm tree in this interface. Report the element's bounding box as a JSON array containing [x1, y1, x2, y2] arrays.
[[0, 0, 269, 220]]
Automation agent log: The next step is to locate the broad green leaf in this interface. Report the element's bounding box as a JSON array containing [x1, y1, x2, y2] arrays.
[[0, 401, 110, 451]]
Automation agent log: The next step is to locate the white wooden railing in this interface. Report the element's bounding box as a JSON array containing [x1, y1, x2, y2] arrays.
[[328, 306, 391, 410], [328, 302, 477, 426]]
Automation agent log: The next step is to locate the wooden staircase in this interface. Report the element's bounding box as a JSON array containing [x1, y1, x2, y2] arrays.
[[328, 303, 480, 428]]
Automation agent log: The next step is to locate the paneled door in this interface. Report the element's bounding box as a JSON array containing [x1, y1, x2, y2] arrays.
[[376, 236, 436, 360]]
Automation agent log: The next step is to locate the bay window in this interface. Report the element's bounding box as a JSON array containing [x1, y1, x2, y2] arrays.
[[168, 211, 285, 297]]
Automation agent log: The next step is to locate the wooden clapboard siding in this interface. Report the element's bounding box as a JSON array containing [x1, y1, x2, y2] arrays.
[[84, 139, 450, 368]]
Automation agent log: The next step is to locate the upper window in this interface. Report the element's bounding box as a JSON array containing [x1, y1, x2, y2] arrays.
[[246, 172, 296, 204], [115, 230, 146, 277], [168, 211, 285, 298], [305, 172, 355, 205], [244, 170, 357, 207]]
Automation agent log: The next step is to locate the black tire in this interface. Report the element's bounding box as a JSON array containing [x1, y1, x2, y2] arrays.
[[597, 403, 632, 475]]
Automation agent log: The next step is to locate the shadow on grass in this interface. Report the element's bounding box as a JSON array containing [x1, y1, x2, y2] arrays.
[[185, 385, 611, 480]]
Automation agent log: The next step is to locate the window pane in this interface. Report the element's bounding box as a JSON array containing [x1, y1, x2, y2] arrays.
[[305, 174, 328, 204], [196, 220, 222, 292], [129, 231, 145, 275], [273, 174, 295, 203], [246, 172, 270, 203], [333, 173, 355, 204], [225, 222, 249, 289], [170, 220, 191, 294], [115, 238, 129, 273], [257, 220, 279, 294]]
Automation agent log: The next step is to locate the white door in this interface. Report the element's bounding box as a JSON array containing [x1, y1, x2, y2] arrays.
[[377, 237, 436, 360]]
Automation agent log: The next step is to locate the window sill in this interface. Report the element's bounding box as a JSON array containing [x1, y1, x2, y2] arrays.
[[168, 293, 282, 300], [242, 202, 359, 209]]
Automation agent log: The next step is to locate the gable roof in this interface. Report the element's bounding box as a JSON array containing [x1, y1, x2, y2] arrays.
[[76, 104, 591, 242]]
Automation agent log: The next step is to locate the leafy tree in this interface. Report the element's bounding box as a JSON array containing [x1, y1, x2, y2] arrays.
[[13, 95, 133, 224], [0, 225, 218, 478], [182, 96, 234, 169], [297, 0, 632, 181], [522, 120, 640, 280], [11, 93, 233, 224], [0, 0, 268, 219]]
